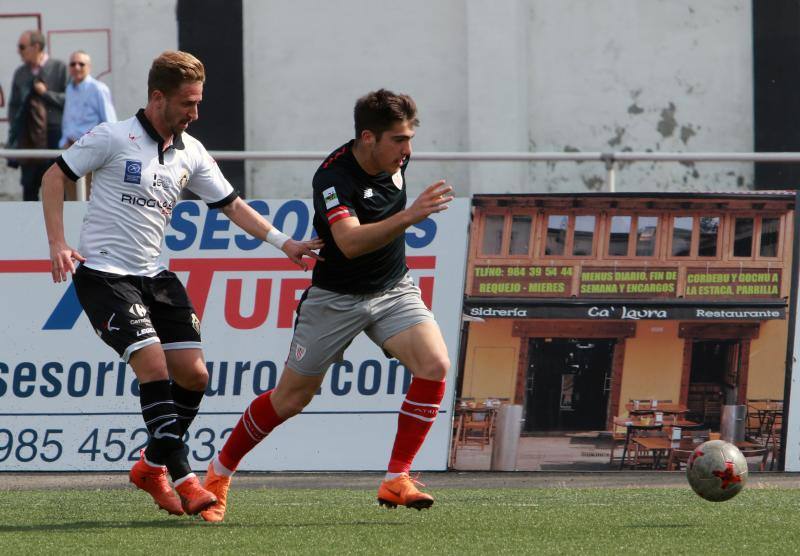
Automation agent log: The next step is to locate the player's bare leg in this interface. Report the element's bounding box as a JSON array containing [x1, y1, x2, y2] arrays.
[[201, 367, 324, 522], [377, 321, 449, 510]]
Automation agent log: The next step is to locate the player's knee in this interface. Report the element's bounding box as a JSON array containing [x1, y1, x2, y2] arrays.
[[282, 392, 313, 417], [418, 354, 450, 382], [183, 369, 208, 391]]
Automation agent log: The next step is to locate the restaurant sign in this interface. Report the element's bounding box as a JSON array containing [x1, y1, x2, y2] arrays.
[[684, 268, 781, 298], [472, 264, 573, 296], [579, 267, 677, 297], [463, 301, 786, 321]]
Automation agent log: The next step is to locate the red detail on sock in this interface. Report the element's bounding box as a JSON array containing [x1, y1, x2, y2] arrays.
[[388, 377, 446, 474], [218, 390, 285, 471]]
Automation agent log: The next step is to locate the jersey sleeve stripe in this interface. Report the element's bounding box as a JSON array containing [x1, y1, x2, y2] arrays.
[[326, 206, 351, 218], [207, 191, 239, 209], [56, 155, 80, 182], [328, 208, 354, 225]]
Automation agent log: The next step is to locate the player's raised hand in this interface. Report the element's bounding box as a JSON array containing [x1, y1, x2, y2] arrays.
[[406, 180, 454, 224], [282, 238, 325, 271], [49, 242, 86, 283]]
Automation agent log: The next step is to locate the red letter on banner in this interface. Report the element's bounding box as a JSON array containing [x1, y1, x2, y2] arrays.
[[278, 278, 312, 328], [224, 278, 273, 329]]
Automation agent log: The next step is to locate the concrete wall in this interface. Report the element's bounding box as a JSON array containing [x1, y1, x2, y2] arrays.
[[1, 0, 753, 199]]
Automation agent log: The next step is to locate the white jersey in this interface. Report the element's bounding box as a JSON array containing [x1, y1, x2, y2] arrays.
[[58, 109, 236, 276]]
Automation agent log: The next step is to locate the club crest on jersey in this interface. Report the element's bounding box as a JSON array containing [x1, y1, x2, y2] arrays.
[[392, 170, 403, 189], [178, 169, 190, 188], [294, 342, 306, 361], [124, 160, 142, 184], [323, 187, 339, 209]]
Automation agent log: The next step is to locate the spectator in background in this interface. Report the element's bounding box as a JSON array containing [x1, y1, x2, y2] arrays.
[[60, 50, 117, 199], [7, 30, 67, 201]]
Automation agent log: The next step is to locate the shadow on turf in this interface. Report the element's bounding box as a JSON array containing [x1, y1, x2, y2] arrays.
[[622, 524, 696, 529], [0, 519, 412, 532]]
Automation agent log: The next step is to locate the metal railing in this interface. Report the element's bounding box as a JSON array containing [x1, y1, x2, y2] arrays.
[[2, 148, 799, 197]]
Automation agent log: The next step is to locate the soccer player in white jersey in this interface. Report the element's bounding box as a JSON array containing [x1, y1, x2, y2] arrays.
[[41, 51, 322, 516]]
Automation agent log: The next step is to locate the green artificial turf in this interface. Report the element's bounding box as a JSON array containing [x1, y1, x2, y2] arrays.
[[0, 487, 798, 555]]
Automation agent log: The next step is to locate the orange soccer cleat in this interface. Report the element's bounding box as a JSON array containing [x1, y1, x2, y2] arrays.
[[129, 452, 184, 516], [174, 475, 218, 515], [377, 473, 434, 510], [200, 462, 232, 523]]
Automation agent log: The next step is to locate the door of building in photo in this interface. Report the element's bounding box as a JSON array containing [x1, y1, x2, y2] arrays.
[[524, 338, 615, 432]]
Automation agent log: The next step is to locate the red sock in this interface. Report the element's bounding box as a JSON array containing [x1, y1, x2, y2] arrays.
[[388, 377, 446, 473], [218, 390, 285, 471]]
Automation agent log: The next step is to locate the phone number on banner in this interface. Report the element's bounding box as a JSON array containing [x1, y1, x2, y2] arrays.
[[0, 417, 232, 470]]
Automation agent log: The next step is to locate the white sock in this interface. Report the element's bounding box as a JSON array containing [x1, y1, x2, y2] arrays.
[[213, 457, 235, 478], [173, 472, 196, 487], [384, 471, 404, 481]]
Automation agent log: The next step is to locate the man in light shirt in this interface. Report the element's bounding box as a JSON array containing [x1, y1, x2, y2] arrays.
[[60, 51, 117, 199]]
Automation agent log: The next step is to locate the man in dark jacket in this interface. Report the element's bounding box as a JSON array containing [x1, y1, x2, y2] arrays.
[[8, 30, 67, 200]]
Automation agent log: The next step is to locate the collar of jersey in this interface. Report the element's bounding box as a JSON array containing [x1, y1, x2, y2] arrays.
[[135, 108, 185, 151]]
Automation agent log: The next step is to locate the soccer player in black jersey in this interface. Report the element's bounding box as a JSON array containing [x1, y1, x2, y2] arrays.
[[202, 89, 454, 521]]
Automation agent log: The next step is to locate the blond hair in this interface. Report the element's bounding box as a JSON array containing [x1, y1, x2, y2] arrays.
[[147, 50, 205, 98]]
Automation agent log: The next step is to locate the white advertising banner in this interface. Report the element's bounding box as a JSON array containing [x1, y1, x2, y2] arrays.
[[0, 199, 469, 471], [783, 268, 799, 472]]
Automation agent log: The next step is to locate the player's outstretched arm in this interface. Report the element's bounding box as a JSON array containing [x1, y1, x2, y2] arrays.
[[222, 197, 323, 270], [332, 180, 453, 259], [41, 164, 86, 283]]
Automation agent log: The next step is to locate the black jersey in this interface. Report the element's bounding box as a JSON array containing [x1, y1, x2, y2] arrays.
[[311, 140, 409, 294]]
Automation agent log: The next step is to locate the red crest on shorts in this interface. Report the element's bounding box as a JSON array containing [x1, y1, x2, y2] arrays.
[[295, 343, 306, 361]]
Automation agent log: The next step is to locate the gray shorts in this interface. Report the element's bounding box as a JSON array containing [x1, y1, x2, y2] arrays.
[[286, 273, 436, 376]]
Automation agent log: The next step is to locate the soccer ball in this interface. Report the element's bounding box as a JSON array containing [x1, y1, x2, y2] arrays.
[[686, 440, 748, 502]]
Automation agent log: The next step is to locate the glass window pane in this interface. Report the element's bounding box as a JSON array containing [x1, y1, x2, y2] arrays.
[[698, 216, 720, 257], [509, 215, 532, 255], [572, 215, 596, 256], [733, 217, 754, 257], [481, 215, 504, 255], [672, 216, 693, 256], [635, 216, 658, 257], [760, 217, 780, 257], [608, 216, 631, 256], [545, 215, 567, 256]]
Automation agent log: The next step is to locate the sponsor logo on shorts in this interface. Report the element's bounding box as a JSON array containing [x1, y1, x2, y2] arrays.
[[392, 170, 403, 189], [136, 327, 156, 337], [363, 188, 373, 199], [323, 187, 339, 209], [124, 160, 142, 184], [129, 304, 147, 318], [294, 342, 306, 361], [191, 313, 200, 334]]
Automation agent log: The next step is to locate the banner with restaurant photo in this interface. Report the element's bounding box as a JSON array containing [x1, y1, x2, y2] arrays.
[[452, 192, 793, 472]]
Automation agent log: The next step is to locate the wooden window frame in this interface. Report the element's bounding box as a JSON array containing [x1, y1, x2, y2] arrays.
[[540, 212, 598, 259], [730, 213, 784, 261], [667, 213, 723, 260], [475, 210, 536, 260], [603, 213, 662, 259]]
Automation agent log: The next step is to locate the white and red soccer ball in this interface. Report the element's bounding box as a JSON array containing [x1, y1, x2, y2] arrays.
[[686, 440, 748, 502]]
